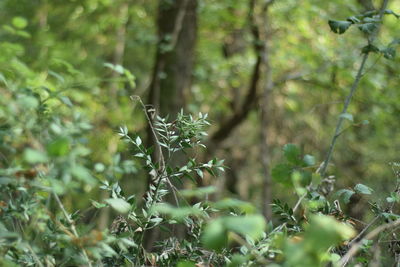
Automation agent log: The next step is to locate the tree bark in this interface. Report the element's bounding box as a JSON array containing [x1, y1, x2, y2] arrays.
[[148, 0, 197, 118], [145, 0, 198, 250], [259, 3, 273, 220], [146, 0, 197, 180]]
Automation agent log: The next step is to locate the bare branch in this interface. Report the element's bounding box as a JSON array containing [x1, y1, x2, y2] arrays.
[[209, 0, 263, 145], [339, 219, 400, 266]]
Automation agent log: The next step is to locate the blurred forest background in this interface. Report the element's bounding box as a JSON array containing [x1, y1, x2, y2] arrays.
[[1, 0, 399, 223]]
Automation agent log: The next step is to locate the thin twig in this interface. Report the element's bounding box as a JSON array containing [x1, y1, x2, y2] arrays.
[[131, 96, 178, 208], [319, 0, 389, 177], [339, 219, 400, 266], [390, 163, 400, 212], [230, 232, 269, 265], [348, 215, 380, 246], [26, 243, 44, 267], [379, 239, 400, 243], [166, 178, 180, 207], [53, 193, 93, 267], [293, 193, 307, 213], [131, 95, 165, 171], [318, 53, 369, 177], [131, 95, 185, 262]]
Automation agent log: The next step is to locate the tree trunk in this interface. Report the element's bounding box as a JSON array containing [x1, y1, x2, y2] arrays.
[[148, 0, 197, 118], [257, 0, 274, 220], [145, 0, 198, 250]]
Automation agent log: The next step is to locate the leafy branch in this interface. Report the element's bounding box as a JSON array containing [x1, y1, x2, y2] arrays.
[[319, 0, 392, 177]]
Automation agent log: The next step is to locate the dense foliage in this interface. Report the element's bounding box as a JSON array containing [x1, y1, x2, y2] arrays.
[[0, 0, 400, 266]]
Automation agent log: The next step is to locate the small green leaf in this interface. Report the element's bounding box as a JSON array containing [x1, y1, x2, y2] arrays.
[[0, 73, 8, 86], [381, 47, 396, 59], [135, 136, 142, 146], [358, 23, 378, 34], [123, 69, 136, 88], [94, 163, 105, 172], [202, 215, 266, 252], [59, 96, 73, 107], [46, 137, 70, 156], [176, 261, 196, 267], [227, 254, 249, 267], [354, 183, 373, 195], [303, 154, 315, 166], [381, 212, 400, 221], [24, 149, 48, 164], [299, 171, 312, 187], [363, 17, 380, 23], [49, 179, 66, 194], [180, 186, 216, 198], [339, 113, 353, 122], [386, 197, 395, 203], [196, 168, 204, 178], [347, 16, 360, 24], [12, 17, 28, 29], [272, 163, 292, 186], [390, 38, 400, 46], [105, 198, 131, 214], [202, 218, 227, 251], [153, 203, 203, 221], [213, 198, 256, 214], [223, 215, 267, 240], [386, 193, 399, 203], [305, 215, 356, 251], [328, 20, 352, 34], [0, 178, 14, 185], [362, 10, 376, 18], [283, 144, 301, 164], [336, 189, 355, 204], [330, 253, 341, 263], [312, 173, 322, 186], [71, 165, 97, 185], [384, 9, 400, 19], [17, 95, 39, 109], [91, 200, 107, 209], [361, 44, 380, 54], [104, 63, 124, 74]]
